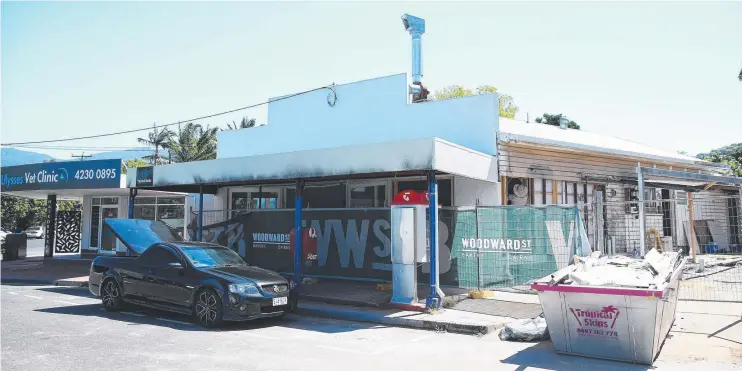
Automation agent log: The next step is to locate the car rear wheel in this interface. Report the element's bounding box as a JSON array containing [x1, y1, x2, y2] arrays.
[[101, 279, 124, 312], [194, 288, 223, 328]]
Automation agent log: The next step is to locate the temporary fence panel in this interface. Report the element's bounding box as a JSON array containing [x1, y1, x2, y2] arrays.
[[451, 205, 589, 292], [593, 192, 741, 302]]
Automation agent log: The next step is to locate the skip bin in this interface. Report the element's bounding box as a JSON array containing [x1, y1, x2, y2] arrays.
[[531, 257, 687, 365]]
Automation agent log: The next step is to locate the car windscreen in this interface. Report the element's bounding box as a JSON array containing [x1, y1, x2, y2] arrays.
[[103, 219, 184, 254], [178, 246, 247, 268]]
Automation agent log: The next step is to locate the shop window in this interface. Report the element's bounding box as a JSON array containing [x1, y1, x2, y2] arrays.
[[100, 197, 119, 205], [130, 196, 185, 237], [506, 178, 532, 206], [230, 191, 279, 217], [134, 205, 156, 220], [396, 178, 452, 207], [231, 192, 249, 212], [349, 184, 387, 208], [286, 183, 346, 208]]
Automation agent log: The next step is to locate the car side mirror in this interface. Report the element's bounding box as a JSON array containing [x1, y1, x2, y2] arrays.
[[167, 262, 183, 270]]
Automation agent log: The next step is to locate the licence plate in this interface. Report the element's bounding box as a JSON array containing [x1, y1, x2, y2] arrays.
[[272, 296, 288, 306]]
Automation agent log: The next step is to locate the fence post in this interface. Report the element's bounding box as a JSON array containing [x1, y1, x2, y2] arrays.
[[197, 185, 204, 242], [475, 206, 480, 291], [128, 188, 137, 219], [595, 191, 603, 254], [426, 171, 441, 309], [688, 192, 696, 262], [293, 179, 305, 289], [637, 163, 647, 257]]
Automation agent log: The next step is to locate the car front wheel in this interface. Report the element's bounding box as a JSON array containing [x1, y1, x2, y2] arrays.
[[101, 279, 124, 312], [194, 288, 223, 328]]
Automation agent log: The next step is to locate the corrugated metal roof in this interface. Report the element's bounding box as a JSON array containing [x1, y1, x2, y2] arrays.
[[498, 117, 726, 169]]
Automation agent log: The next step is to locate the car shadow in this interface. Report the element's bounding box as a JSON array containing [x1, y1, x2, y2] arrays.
[[34, 287, 373, 334], [499, 342, 653, 371]]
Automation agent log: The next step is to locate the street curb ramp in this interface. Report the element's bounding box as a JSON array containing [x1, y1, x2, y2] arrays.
[[1, 277, 88, 287], [295, 302, 503, 335]]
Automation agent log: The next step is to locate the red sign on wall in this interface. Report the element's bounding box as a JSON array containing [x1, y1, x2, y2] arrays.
[[290, 227, 318, 261], [391, 190, 426, 205]]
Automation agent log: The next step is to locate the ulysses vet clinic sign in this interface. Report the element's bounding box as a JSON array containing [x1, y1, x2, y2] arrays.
[[1, 159, 122, 192]]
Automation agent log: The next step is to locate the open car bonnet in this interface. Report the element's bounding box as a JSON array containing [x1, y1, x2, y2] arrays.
[[103, 218, 184, 254]]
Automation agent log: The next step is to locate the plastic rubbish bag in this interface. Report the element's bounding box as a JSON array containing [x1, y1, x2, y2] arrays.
[[499, 313, 550, 342]]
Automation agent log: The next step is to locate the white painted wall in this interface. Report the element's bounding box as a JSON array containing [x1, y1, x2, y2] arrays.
[[453, 176, 500, 206], [217, 73, 499, 159]]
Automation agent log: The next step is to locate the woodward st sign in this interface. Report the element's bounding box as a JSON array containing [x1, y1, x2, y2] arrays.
[[0, 159, 122, 192]]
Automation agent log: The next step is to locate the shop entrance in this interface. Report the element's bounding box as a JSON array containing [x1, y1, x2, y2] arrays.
[[99, 207, 119, 253], [90, 197, 120, 254]]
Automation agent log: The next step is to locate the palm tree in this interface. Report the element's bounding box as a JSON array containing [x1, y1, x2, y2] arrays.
[[226, 116, 257, 130], [138, 124, 173, 164], [164, 123, 219, 163]]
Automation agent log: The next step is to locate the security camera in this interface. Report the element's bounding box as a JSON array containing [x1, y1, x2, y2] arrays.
[[401, 14, 425, 34]]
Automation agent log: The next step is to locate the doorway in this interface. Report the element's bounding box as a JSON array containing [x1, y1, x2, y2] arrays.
[[98, 206, 119, 254]]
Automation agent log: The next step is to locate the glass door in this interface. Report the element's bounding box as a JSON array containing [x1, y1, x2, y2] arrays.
[[99, 206, 119, 253]]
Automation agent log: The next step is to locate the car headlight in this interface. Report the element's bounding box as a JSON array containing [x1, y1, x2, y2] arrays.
[[228, 283, 262, 297]]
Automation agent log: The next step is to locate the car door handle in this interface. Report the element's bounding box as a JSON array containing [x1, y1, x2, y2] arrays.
[[146, 276, 157, 283]]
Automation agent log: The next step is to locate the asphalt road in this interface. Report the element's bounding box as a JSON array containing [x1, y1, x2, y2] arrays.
[[1, 284, 737, 371]]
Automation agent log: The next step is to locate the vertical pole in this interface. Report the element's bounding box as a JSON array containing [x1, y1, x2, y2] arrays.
[[44, 195, 57, 258], [426, 171, 440, 309], [738, 185, 742, 247], [294, 180, 304, 288], [688, 192, 696, 261], [596, 191, 604, 254], [128, 188, 137, 219], [197, 185, 204, 242], [475, 206, 480, 290], [500, 176, 507, 205], [637, 163, 647, 257], [258, 185, 263, 209]]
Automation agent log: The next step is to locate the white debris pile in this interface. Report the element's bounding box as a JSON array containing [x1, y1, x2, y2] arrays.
[[499, 313, 549, 342], [547, 249, 683, 289]]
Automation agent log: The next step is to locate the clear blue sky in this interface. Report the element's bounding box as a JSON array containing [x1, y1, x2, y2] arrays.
[[2, 1, 741, 159]]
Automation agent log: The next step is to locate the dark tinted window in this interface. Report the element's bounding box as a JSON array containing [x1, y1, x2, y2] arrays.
[[286, 183, 346, 208], [179, 245, 246, 268], [138, 246, 181, 266]]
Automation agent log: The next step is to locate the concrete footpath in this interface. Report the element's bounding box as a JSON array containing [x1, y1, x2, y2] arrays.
[[1, 257, 90, 287], [297, 301, 512, 335]]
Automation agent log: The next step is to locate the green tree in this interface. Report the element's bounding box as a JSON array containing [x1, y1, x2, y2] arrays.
[[121, 158, 149, 174], [138, 124, 173, 165], [1, 195, 32, 232], [430, 84, 519, 119], [226, 117, 257, 130], [164, 123, 219, 163], [535, 113, 581, 130], [697, 143, 742, 177]]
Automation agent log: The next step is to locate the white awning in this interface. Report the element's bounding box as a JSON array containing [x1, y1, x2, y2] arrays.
[[128, 137, 497, 193]]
